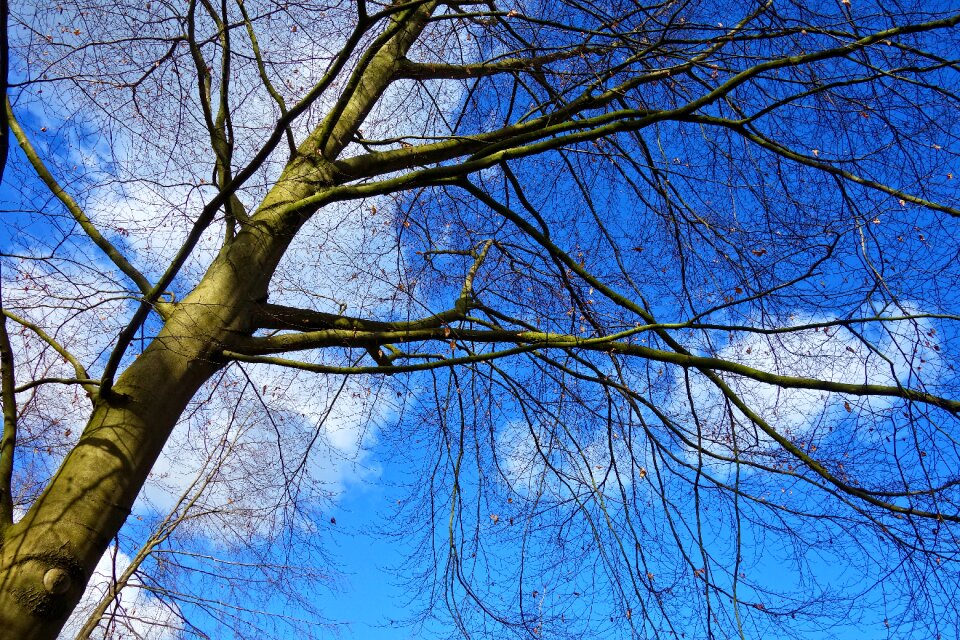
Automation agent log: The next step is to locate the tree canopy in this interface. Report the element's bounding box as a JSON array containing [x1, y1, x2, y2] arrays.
[[1, 1, 960, 638]]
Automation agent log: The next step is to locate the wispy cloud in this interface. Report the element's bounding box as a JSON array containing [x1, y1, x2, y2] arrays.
[[58, 545, 181, 640], [668, 309, 943, 470]]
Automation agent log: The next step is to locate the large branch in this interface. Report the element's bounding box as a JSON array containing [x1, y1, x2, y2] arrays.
[[309, 0, 439, 161], [251, 302, 465, 333], [97, 2, 438, 396], [6, 99, 153, 297], [321, 11, 960, 202], [393, 46, 603, 80], [251, 239, 489, 333], [227, 325, 960, 414]]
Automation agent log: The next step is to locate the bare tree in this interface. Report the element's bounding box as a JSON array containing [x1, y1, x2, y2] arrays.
[[1, 1, 959, 638]]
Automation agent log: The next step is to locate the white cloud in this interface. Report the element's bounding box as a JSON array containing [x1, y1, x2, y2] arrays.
[[669, 309, 943, 470], [85, 182, 225, 287], [59, 546, 181, 640], [6, 0, 476, 558], [137, 360, 390, 537]]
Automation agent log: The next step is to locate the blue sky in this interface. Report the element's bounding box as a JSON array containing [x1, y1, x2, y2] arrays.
[[3, 2, 960, 639]]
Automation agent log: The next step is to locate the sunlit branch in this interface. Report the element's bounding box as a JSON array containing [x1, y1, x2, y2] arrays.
[[229, 322, 960, 415], [0, 309, 95, 396], [223, 343, 541, 374], [394, 46, 604, 80], [12, 377, 100, 394], [6, 100, 154, 297], [251, 302, 466, 333], [311, 0, 439, 161], [96, 1, 419, 395]]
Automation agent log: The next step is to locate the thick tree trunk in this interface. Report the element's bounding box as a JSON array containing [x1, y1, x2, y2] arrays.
[[0, 217, 287, 639], [0, 3, 437, 634]]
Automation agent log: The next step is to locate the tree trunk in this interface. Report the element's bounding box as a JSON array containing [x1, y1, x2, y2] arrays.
[[0, 216, 288, 639], [0, 2, 437, 634]]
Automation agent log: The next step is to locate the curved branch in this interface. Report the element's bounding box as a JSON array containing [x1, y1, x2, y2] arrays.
[[684, 114, 960, 218], [1, 309, 96, 396]]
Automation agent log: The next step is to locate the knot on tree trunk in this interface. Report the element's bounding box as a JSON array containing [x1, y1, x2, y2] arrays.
[[3, 547, 84, 620]]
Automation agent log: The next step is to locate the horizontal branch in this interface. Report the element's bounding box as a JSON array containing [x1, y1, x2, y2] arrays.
[[253, 241, 489, 333], [228, 326, 960, 414], [223, 343, 542, 375], [14, 377, 100, 394], [251, 301, 468, 333], [394, 46, 600, 79]]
